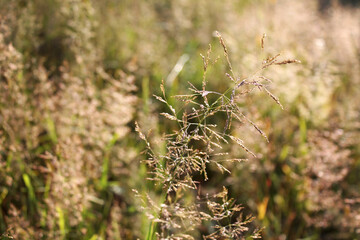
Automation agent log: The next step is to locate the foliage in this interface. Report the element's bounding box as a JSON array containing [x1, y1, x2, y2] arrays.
[[0, 0, 359, 239]]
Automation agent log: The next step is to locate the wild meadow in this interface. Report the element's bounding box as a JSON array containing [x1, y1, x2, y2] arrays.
[[0, 0, 359, 239]]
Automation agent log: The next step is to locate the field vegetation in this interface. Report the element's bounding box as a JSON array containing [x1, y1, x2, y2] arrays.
[[0, 0, 359, 239]]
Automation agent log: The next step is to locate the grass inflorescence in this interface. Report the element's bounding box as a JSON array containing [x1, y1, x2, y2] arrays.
[[135, 32, 299, 239]]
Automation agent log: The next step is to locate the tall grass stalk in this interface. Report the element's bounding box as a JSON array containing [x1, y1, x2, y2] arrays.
[[136, 32, 300, 239]]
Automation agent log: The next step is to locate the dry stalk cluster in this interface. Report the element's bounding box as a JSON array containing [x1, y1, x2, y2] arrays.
[[0, 1, 137, 238], [136, 32, 299, 239]]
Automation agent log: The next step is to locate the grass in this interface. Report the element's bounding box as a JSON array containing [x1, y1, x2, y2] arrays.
[[0, 0, 359, 239], [134, 32, 299, 239]]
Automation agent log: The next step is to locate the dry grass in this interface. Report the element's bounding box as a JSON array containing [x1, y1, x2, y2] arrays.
[[1, 1, 137, 239], [0, 0, 359, 239], [135, 32, 299, 239]]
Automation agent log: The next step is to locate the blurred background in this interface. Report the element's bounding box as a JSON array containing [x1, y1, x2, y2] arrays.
[[0, 0, 359, 239]]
